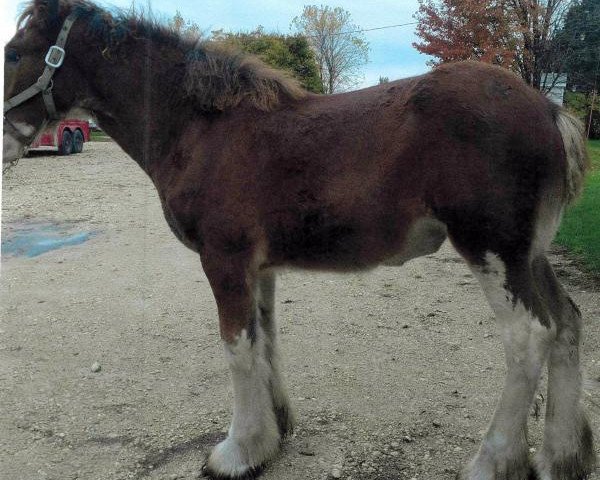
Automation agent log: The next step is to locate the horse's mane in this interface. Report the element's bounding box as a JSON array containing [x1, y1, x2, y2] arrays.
[[18, 0, 307, 111], [183, 43, 307, 111]]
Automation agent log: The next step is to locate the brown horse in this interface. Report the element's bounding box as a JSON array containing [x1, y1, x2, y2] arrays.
[[3, 1, 595, 479]]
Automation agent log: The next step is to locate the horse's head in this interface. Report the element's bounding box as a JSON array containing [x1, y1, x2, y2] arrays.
[[4, 0, 85, 164]]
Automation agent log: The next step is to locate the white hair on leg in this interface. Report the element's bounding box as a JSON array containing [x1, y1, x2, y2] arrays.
[[206, 326, 281, 478], [531, 256, 596, 479], [460, 253, 555, 480]]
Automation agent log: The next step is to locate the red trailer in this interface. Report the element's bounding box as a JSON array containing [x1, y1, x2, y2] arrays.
[[29, 119, 91, 155]]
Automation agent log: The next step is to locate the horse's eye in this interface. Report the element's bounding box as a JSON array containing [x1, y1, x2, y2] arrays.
[[5, 49, 21, 63]]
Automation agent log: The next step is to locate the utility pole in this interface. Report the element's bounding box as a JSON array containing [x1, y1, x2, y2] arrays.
[[588, 49, 600, 139], [589, 88, 597, 139]]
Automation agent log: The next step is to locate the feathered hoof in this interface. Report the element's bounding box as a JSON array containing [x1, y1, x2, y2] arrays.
[[202, 436, 279, 480], [456, 453, 537, 480], [535, 452, 597, 480], [535, 415, 596, 480], [202, 462, 264, 480], [455, 468, 538, 480]]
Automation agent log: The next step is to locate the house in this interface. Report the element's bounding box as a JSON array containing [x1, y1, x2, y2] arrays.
[[541, 73, 568, 106]]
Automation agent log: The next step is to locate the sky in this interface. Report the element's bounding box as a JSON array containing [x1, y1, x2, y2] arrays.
[[0, 0, 432, 88]]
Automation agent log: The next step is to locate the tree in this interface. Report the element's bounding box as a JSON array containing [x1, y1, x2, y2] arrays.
[[555, 0, 600, 92], [565, 91, 600, 137], [378, 76, 390, 84], [508, 0, 573, 90], [169, 11, 323, 94], [169, 10, 201, 39], [414, 0, 516, 68], [212, 28, 324, 93], [292, 5, 369, 93], [557, 0, 600, 137], [414, 0, 575, 90]]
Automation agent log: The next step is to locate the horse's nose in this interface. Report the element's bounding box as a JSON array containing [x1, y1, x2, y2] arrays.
[[3, 129, 26, 165]]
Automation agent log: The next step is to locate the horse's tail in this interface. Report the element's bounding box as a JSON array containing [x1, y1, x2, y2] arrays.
[[555, 108, 589, 205]]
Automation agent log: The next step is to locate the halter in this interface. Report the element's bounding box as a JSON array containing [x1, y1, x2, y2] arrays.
[[3, 12, 78, 144]]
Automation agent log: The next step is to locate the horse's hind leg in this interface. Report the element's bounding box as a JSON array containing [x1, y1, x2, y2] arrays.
[[531, 255, 596, 480], [202, 253, 291, 479], [457, 252, 554, 480]]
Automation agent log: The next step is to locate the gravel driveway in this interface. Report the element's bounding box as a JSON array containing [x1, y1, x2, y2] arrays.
[[1, 142, 599, 480]]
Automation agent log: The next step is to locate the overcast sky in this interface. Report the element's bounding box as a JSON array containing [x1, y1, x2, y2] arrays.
[[1, 0, 432, 88]]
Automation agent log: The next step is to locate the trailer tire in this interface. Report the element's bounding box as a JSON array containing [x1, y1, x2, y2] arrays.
[[72, 129, 84, 154], [59, 130, 73, 155]]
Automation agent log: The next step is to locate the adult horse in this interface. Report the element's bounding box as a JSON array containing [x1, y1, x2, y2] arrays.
[[3, 1, 595, 478]]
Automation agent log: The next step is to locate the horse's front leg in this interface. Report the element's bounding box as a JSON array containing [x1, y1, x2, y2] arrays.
[[202, 252, 293, 479]]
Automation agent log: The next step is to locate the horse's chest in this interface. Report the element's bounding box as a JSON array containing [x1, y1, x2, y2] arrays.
[[159, 189, 204, 252]]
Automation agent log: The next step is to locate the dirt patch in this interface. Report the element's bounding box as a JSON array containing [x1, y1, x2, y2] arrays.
[[1, 142, 599, 480], [549, 244, 600, 291]]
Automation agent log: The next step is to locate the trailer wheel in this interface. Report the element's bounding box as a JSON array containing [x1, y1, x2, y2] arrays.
[[72, 129, 84, 154], [59, 130, 73, 155]]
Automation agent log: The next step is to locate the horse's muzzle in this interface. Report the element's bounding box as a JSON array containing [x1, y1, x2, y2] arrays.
[[3, 123, 30, 165]]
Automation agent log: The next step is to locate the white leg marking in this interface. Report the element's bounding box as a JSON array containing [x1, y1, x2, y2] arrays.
[[536, 348, 587, 474], [462, 253, 554, 479], [531, 197, 596, 476], [207, 327, 280, 477], [535, 295, 595, 476]]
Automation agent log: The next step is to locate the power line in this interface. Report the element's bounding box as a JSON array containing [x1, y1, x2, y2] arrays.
[[305, 21, 418, 39], [307, 16, 598, 41]]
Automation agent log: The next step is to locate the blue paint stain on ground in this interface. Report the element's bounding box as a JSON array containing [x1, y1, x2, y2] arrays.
[[1, 220, 97, 258]]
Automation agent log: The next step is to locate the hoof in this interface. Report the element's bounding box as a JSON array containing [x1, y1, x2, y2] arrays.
[[536, 416, 596, 480], [458, 451, 535, 480], [535, 452, 597, 480], [204, 436, 279, 480], [202, 462, 263, 480], [456, 468, 538, 480]]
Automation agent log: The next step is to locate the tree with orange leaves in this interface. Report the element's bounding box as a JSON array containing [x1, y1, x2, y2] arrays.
[[414, 0, 516, 68], [414, 0, 574, 90]]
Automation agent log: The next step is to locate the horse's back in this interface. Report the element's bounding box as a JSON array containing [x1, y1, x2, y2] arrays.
[[262, 62, 568, 266]]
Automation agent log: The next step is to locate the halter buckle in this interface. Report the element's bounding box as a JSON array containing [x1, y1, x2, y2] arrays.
[[45, 45, 65, 68]]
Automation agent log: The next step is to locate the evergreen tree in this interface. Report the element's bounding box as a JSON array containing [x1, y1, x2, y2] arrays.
[[556, 0, 600, 91]]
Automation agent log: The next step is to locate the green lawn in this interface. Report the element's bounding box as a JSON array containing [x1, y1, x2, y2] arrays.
[[89, 131, 112, 142], [555, 140, 600, 274]]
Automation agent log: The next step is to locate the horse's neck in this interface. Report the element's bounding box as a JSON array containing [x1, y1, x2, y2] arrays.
[[77, 38, 188, 172]]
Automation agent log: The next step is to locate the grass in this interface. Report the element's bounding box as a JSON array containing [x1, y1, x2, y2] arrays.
[[90, 130, 112, 142], [555, 140, 600, 274]]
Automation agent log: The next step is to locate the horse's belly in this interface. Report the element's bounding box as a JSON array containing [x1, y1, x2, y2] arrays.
[[266, 211, 447, 270], [382, 217, 447, 266]]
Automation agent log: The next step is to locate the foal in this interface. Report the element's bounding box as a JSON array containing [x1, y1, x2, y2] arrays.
[[3, 1, 595, 478]]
